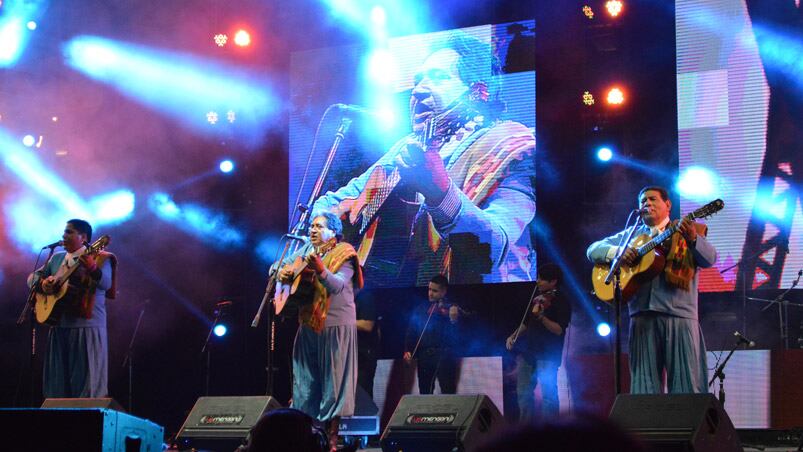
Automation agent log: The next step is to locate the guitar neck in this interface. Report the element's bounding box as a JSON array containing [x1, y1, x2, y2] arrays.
[[636, 212, 695, 256]]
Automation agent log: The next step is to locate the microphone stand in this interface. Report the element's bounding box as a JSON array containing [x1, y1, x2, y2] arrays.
[[121, 306, 146, 413], [606, 214, 643, 395], [746, 269, 803, 349], [708, 336, 752, 407], [250, 111, 354, 397], [202, 303, 228, 396], [16, 247, 57, 406]]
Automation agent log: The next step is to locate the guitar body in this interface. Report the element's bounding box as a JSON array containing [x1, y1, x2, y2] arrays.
[[32, 235, 111, 325], [34, 283, 70, 325], [274, 255, 310, 315], [591, 233, 666, 303]]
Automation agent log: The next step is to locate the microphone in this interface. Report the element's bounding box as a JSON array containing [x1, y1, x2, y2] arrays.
[[633, 207, 649, 215], [41, 240, 63, 250], [734, 331, 756, 348], [334, 103, 377, 117]]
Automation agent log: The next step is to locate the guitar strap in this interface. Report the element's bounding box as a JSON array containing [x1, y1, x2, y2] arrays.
[[300, 241, 363, 333], [76, 251, 118, 319], [664, 223, 708, 291]]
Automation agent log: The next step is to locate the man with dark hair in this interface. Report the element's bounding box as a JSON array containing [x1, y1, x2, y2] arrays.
[[313, 30, 535, 286], [278, 213, 363, 451], [28, 219, 116, 398], [403, 274, 461, 394], [586, 186, 717, 394], [505, 263, 571, 422]]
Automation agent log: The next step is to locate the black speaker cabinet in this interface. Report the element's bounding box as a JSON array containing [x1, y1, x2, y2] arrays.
[[176, 395, 282, 450], [609, 393, 743, 452], [380, 394, 507, 452], [0, 408, 164, 452]]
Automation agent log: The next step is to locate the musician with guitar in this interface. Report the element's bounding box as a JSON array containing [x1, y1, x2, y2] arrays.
[[27, 219, 116, 398], [277, 212, 363, 452], [312, 31, 536, 286], [505, 263, 571, 422], [587, 187, 718, 394]]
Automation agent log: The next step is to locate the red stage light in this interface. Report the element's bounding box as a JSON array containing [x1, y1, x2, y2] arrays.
[[233, 30, 251, 47]]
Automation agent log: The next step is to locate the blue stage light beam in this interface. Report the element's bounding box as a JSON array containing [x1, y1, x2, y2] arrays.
[[0, 0, 47, 67], [1, 128, 137, 249], [63, 36, 279, 148], [148, 192, 246, 250], [750, 24, 803, 93], [0, 129, 90, 217], [532, 219, 603, 324], [88, 190, 135, 225]]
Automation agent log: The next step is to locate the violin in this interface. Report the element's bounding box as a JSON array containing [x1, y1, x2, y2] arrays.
[[531, 288, 558, 315]]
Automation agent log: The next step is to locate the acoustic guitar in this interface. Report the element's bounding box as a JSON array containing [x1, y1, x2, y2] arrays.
[[34, 235, 111, 324], [273, 241, 335, 314], [591, 199, 723, 303]]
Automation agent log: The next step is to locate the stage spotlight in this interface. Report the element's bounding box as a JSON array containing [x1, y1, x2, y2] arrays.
[[233, 29, 251, 47], [606, 87, 625, 105], [22, 134, 35, 147], [26, 21, 36, 30], [676, 166, 718, 201], [605, 0, 624, 17], [597, 146, 613, 162], [597, 322, 612, 337], [219, 159, 234, 173], [213, 324, 228, 337], [370, 6, 386, 26], [582, 5, 594, 19]]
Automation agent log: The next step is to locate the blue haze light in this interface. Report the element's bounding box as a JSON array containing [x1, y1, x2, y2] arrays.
[[63, 36, 279, 148], [213, 324, 227, 337], [148, 192, 246, 249], [88, 190, 135, 224], [26, 21, 37, 31], [597, 322, 612, 337]]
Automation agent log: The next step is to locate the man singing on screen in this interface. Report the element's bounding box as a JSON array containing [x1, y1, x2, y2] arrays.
[[313, 31, 536, 286]]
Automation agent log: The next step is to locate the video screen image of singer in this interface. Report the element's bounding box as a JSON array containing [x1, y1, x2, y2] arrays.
[[288, 20, 537, 288]]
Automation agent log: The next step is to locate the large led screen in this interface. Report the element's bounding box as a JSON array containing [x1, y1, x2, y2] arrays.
[[289, 21, 536, 288], [676, 0, 802, 292]]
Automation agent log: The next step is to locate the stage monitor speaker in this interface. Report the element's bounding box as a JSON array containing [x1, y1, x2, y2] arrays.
[[176, 395, 282, 450], [609, 393, 743, 452], [41, 397, 125, 412], [380, 394, 506, 452], [0, 408, 164, 452]]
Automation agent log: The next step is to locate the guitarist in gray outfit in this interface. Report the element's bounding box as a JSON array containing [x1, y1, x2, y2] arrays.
[[587, 186, 717, 394], [28, 219, 114, 398]]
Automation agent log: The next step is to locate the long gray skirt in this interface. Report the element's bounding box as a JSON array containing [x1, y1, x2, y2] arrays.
[[44, 327, 108, 398], [292, 324, 357, 422], [629, 312, 708, 394]]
